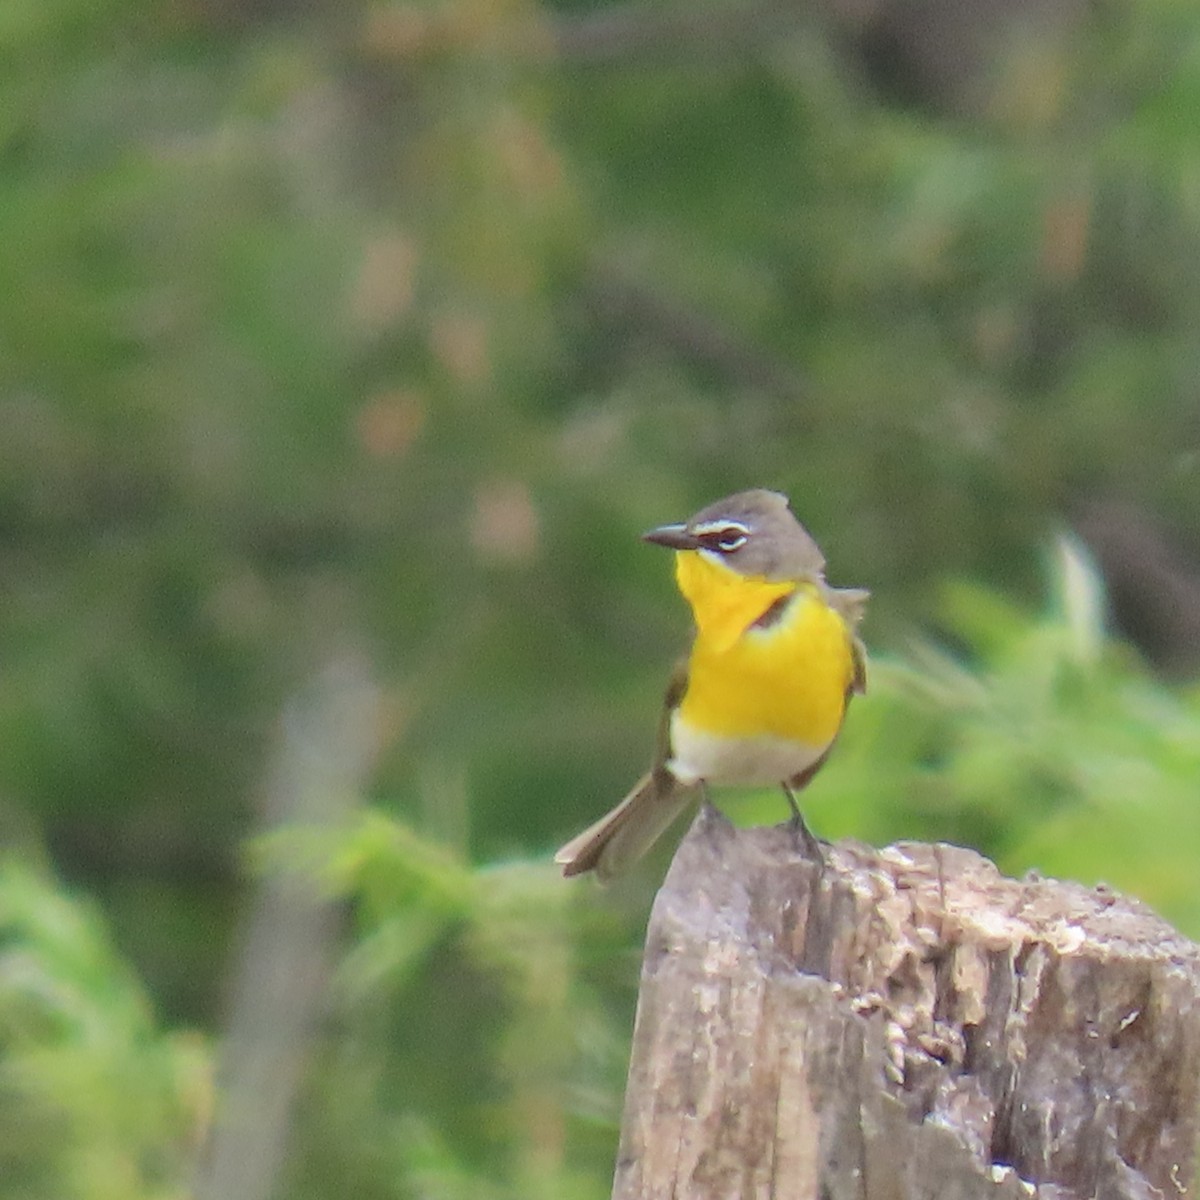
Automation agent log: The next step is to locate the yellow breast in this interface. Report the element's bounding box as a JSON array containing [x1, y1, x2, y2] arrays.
[[673, 550, 854, 750]]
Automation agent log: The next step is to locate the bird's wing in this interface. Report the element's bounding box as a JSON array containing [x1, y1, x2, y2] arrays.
[[849, 631, 868, 695], [651, 655, 690, 777], [824, 584, 869, 695], [555, 656, 694, 879]]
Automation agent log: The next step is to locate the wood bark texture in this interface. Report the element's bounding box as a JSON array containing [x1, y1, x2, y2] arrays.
[[613, 804, 1200, 1200]]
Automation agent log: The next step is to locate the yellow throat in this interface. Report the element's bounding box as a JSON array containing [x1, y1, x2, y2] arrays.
[[673, 549, 855, 749], [553, 489, 867, 879]]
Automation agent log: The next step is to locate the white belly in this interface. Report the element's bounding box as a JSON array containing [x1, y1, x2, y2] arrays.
[[668, 713, 827, 787]]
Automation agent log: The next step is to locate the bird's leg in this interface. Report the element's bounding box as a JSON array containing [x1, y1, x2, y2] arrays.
[[782, 783, 825, 864], [698, 780, 715, 814]]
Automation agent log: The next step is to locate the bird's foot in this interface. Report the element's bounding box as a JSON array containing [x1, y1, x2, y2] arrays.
[[782, 784, 827, 865], [789, 813, 827, 865]]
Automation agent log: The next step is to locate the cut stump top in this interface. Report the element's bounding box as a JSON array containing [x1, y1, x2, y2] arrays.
[[616, 806, 1200, 1200]]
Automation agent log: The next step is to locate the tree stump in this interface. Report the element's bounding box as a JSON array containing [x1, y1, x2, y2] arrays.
[[613, 804, 1200, 1200]]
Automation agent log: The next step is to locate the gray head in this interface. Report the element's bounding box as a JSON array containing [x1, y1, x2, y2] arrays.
[[642, 489, 826, 582]]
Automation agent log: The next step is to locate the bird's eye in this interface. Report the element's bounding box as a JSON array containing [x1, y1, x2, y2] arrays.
[[700, 525, 747, 553]]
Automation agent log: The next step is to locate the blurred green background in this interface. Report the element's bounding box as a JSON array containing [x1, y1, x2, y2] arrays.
[[6, 0, 1200, 1195]]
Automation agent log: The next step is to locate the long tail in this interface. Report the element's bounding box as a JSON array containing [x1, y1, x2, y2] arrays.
[[555, 770, 695, 881]]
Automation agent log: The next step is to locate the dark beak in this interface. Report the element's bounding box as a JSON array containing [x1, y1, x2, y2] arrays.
[[642, 522, 700, 550]]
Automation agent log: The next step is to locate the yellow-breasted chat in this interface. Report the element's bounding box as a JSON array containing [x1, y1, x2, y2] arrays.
[[556, 489, 867, 880]]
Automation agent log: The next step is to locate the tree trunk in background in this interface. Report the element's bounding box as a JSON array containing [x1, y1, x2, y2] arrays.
[[613, 805, 1200, 1200], [193, 654, 382, 1200]]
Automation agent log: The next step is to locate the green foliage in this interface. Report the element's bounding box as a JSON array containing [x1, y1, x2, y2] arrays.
[[262, 816, 620, 1200], [0, 860, 207, 1200], [6, 0, 1200, 1195]]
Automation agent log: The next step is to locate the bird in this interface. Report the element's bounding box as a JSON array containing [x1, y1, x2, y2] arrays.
[[555, 489, 867, 881]]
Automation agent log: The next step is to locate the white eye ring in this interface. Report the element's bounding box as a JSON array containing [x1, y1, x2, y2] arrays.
[[692, 518, 750, 553]]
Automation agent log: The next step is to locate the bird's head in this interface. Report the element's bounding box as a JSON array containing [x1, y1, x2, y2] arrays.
[[642, 489, 825, 583]]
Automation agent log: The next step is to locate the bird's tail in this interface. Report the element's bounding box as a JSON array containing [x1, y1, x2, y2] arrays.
[[555, 770, 695, 881]]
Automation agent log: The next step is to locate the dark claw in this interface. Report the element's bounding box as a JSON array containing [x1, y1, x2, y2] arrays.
[[782, 784, 826, 865]]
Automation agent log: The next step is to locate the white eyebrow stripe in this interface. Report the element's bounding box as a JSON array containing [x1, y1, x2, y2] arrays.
[[691, 519, 750, 537]]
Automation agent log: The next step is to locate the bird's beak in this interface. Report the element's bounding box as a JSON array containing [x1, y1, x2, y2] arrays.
[[642, 522, 701, 550]]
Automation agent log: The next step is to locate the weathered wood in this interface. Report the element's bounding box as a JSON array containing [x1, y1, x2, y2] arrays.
[[613, 804, 1200, 1200]]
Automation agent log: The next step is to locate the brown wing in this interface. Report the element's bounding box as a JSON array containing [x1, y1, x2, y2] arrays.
[[849, 631, 867, 695], [824, 584, 869, 695], [555, 657, 695, 879], [650, 656, 689, 778]]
